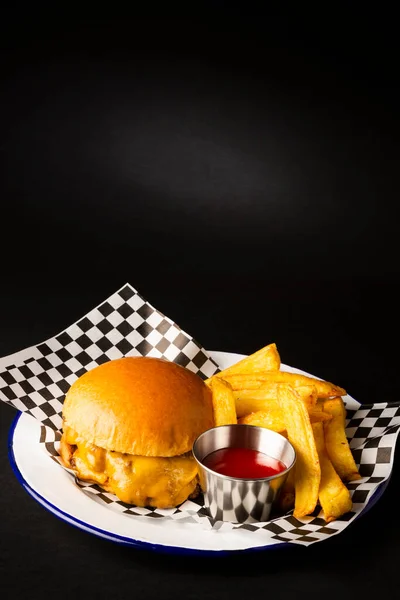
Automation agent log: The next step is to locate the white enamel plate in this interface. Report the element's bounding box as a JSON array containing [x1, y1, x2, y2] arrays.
[[9, 351, 386, 555]]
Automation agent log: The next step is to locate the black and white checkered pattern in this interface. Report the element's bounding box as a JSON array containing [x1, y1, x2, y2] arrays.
[[41, 399, 400, 545], [0, 283, 220, 432], [1, 284, 400, 546], [346, 401, 400, 450], [43, 403, 399, 545]]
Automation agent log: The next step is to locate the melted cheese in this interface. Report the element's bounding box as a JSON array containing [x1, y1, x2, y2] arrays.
[[60, 426, 199, 508]]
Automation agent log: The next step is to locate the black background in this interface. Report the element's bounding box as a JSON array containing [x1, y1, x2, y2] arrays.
[[1, 5, 399, 599]]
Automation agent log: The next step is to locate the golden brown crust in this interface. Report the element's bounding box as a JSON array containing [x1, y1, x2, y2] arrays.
[[62, 356, 214, 457]]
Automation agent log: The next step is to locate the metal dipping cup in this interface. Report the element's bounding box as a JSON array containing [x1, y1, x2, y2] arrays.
[[192, 424, 296, 523]]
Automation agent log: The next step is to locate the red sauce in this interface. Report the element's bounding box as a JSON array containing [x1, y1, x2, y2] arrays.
[[203, 447, 286, 479]]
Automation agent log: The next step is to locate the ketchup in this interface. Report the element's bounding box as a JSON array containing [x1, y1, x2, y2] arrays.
[[203, 447, 286, 479]]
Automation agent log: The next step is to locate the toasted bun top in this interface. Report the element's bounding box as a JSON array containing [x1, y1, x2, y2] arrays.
[[62, 356, 214, 457]]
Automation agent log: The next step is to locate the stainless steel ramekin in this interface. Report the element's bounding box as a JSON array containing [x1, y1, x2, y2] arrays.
[[192, 424, 296, 523]]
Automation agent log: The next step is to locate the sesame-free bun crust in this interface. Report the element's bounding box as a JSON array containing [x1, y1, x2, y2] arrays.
[[62, 357, 214, 457]]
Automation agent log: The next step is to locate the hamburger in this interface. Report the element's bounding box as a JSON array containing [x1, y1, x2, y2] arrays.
[[59, 356, 214, 508]]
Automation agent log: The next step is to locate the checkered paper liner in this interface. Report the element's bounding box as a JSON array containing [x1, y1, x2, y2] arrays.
[[1, 283, 400, 547], [0, 283, 220, 430], [39, 401, 400, 546]]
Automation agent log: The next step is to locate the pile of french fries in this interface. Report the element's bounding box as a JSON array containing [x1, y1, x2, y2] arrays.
[[206, 343, 361, 523]]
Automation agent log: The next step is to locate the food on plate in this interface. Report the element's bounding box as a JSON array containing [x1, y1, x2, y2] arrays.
[[234, 384, 318, 417], [215, 370, 346, 398], [58, 338, 358, 523], [238, 405, 331, 433], [210, 341, 357, 523], [222, 374, 274, 391], [309, 411, 333, 424], [290, 385, 319, 409], [323, 397, 361, 481], [206, 376, 237, 427], [312, 422, 353, 523], [238, 408, 286, 433], [59, 356, 214, 508], [235, 393, 280, 418], [277, 463, 296, 513], [205, 343, 280, 383], [238, 405, 332, 432], [278, 384, 321, 518]]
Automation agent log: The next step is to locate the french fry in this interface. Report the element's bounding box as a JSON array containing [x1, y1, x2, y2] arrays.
[[312, 422, 353, 522], [295, 385, 318, 409], [234, 391, 280, 418], [206, 343, 280, 385], [207, 377, 237, 427], [233, 384, 281, 403], [207, 342, 353, 523], [309, 411, 333, 424], [313, 399, 325, 412], [238, 409, 286, 434], [277, 464, 296, 514], [224, 371, 346, 398], [234, 384, 317, 418], [237, 407, 329, 432], [278, 384, 321, 519], [225, 374, 266, 391], [323, 397, 361, 481]]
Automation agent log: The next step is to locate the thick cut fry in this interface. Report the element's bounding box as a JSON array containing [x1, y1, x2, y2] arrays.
[[234, 384, 317, 418], [277, 465, 295, 513], [313, 399, 325, 412], [238, 409, 286, 434], [278, 385, 321, 519], [237, 407, 329, 432], [224, 371, 346, 398], [309, 411, 333, 424], [207, 377, 237, 427], [206, 343, 280, 385], [225, 374, 266, 391], [323, 398, 361, 481], [234, 384, 281, 403], [312, 422, 353, 522], [235, 392, 280, 418], [295, 385, 318, 409]]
